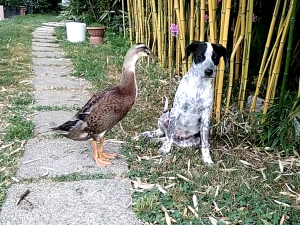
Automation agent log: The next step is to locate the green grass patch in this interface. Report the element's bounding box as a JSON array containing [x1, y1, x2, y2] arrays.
[[0, 14, 59, 209], [56, 27, 300, 223]]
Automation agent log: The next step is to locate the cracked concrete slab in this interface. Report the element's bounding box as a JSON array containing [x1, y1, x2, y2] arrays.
[[34, 74, 87, 90], [34, 89, 90, 107], [33, 111, 76, 134], [33, 58, 71, 66], [16, 138, 129, 179], [0, 179, 141, 225]]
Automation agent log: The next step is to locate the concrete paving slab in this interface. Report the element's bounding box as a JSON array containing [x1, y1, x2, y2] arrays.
[[32, 38, 58, 43], [16, 138, 128, 178], [43, 22, 65, 27], [0, 179, 141, 225], [34, 89, 90, 107], [34, 74, 87, 90], [32, 31, 55, 36], [32, 35, 57, 40], [33, 65, 73, 76], [32, 42, 59, 47], [34, 111, 76, 134], [32, 51, 64, 58], [34, 28, 55, 33], [33, 58, 71, 66], [32, 46, 61, 52]]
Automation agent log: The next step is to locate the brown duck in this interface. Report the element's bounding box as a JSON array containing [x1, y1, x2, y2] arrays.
[[51, 43, 158, 166]]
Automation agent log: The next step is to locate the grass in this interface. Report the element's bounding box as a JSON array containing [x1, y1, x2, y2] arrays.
[[0, 14, 60, 209], [55, 27, 300, 224]]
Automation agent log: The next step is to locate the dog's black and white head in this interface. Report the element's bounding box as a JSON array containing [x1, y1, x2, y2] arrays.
[[184, 41, 227, 78]]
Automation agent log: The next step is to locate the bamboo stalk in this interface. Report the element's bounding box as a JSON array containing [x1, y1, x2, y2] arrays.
[[151, 0, 161, 64], [176, 39, 181, 75], [127, 0, 134, 45], [174, 0, 187, 75], [225, 0, 245, 113], [212, 0, 218, 43], [162, 0, 167, 68], [195, 2, 200, 40], [268, 0, 288, 84], [216, 0, 232, 120], [134, 0, 139, 43], [122, 0, 125, 37], [219, 0, 227, 45], [208, 0, 215, 43], [278, 0, 297, 119], [249, 0, 281, 112], [188, 0, 196, 68], [238, 0, 253, 112], [200, 0, 205, 41], [138, 0, 144, 43], [168, 0, 173, 76], [263, 3, 292, 115]]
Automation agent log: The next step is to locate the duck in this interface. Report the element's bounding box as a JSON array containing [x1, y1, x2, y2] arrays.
[[51, 43, 158, 166]]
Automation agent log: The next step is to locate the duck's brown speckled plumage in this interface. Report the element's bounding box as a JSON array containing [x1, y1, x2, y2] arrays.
[[51, 44, 157, 166], [52, 44, 157, 145]]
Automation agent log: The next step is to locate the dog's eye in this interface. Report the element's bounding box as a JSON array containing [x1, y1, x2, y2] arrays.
[[198, 55, 204, 59]]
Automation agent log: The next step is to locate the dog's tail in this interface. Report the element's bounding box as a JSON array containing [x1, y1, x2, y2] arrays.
[[163, 96, 169, 113]]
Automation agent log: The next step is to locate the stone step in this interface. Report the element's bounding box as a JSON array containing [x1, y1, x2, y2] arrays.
[[0, 179, 141, 225], [16, 138, 128, 179], [34, 74, 87, 90], [34, 89, 90, 107], [33, 65, 73, 76]]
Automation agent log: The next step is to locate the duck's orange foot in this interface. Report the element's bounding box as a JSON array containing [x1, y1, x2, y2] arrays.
[[100, 152, 117, 160], [95, 157, 111, 166]]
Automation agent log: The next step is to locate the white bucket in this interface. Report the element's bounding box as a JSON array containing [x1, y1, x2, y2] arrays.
[[65, 22, 86, 43]]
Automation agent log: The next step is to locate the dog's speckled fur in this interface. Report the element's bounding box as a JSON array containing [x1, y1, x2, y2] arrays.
[[141, 41, 227, 166]]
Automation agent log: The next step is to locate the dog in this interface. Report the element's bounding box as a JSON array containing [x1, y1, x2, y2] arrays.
[[140, 41, 227, 166]]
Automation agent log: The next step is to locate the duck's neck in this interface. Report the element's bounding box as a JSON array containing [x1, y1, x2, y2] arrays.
[[119, 55, 139, 93]]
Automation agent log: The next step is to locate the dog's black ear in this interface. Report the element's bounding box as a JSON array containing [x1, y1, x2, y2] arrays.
[[183, 41, 205, 61], [212, 44, 227, 59]]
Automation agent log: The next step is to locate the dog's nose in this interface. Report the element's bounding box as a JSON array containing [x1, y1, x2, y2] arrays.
[[204, 69, 213, 76]]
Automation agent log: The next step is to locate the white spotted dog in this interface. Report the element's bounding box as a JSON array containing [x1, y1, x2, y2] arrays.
[[140, 41, 227, 166]]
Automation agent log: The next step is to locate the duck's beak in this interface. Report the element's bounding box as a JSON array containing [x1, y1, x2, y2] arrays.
[[148, 51, 159, 62]]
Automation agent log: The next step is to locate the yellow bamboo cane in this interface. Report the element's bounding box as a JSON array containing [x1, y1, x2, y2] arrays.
[[188, 0, 196, 68], [208, 0, 215, 43], [268, 0, 288, 85], [226, 0, 245, 113], [249, 0, 281, 112], [168, 0, 174, 77], [195, 5, 200, 41], [174, 0, 187, 75], [219, 0, 227, 45], [138, 0, 144, 43], [263, 4, 292, 115], [127, 0, 134, 45], [200, 0, 205, 41], [216, 0, 232, 120], [238, 0, 253, 112], [162, 0, 167, 68], [133, 0, 139, 43]]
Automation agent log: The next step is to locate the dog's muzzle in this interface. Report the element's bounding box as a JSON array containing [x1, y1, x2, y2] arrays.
[[204, 68, 214, 77]]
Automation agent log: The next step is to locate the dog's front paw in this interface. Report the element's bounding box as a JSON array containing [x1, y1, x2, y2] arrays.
[[157, 142, 172, 156], [202, 157, 214, 166]]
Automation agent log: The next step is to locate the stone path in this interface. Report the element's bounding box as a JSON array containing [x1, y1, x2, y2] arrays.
[[0, 22, 141, 225]]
